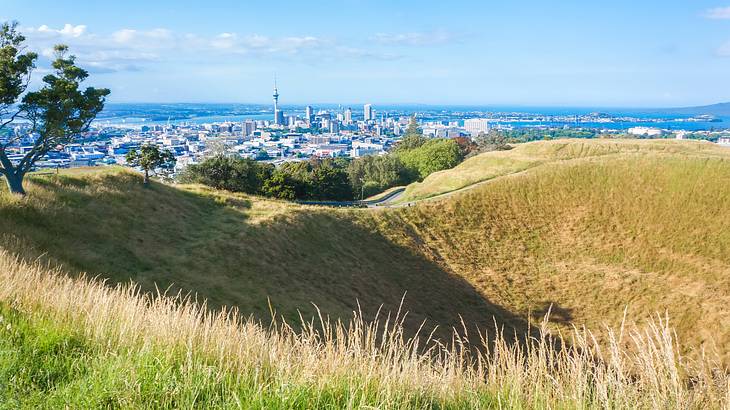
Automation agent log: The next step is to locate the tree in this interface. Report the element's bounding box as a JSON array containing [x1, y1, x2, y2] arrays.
[[0, 23, 109, 195], [473, 130, 512, 153], [395, 116, 425, 152], [309, 163, 353, 201], [126, 145, 176, 185], [262, 171, 301, 200], [178, 155, 273, 194], [398, 138, 463, 179], [347, 154, 412, 198]]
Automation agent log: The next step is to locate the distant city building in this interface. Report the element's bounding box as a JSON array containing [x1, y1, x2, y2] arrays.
[[628, 127, 664, 137], [344, 107, 353, 125], [363, 104, 374, 122], [464, 118, 490, 136], [305, 106, 313, 124], [719, 137, 730, 146], [243, 120, 256, 137]]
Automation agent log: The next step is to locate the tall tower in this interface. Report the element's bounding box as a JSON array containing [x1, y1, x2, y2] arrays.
[[273, 77, 284, 125]]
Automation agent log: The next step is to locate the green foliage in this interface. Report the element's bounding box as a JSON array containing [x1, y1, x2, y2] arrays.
[[397, 138, 464, 179], [0, 22, 37, 108], [126, 145, 176, 184], [395, 116, 426, 152], [0, 24, 109, 195], [347, 155, 413, 198], [262, 171, 302, 200], [179, 155, 273, 194], [182, 157, 354, 201], [309, 162, 353, 201]]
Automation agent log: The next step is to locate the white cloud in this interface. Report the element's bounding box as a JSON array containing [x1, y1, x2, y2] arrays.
[[704, 7, 730, 19], [20, 24, 403, 73], [32, 23, 87, 37], [372, 30, 455, 46]]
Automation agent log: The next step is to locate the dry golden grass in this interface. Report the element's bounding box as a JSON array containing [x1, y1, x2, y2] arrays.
[[368, 151, 730, 365], [0, 251, 727, 408], [398, 138, 730, 202], [2, 139, 730, 406]]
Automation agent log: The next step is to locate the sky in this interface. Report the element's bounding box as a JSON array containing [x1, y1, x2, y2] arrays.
[[4, 0, 730, 107]]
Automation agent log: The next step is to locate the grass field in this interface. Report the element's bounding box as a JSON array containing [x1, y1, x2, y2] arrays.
[[0, 252, 727, 408], [396, 138, 730, 202], [1, 139, 729, 407]]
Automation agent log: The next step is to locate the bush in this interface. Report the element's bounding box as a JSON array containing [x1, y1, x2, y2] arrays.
[[178, 156, 273, 194], [397, 139, 463, 180], [262, 171, 302, 200], [347, 155, 413, 199]]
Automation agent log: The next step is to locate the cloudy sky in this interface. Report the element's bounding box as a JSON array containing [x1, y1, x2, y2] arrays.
[[5, 0, 730, 107]]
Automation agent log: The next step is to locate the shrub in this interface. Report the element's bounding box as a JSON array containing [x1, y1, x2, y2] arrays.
[[398, 139, 463, 180], [178, 156, 273, 194]]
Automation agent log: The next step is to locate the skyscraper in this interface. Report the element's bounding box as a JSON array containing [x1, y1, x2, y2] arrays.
[[363, 104, 373, 122], [273, 78, 284, 125], [344, 107, 353, 125], [305, 106, 313, 124]]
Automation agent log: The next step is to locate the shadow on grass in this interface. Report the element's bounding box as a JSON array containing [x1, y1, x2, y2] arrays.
[[3, 172, 543, 348]]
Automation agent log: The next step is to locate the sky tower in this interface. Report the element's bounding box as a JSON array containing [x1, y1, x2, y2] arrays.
[[273, 76, 284, 125]]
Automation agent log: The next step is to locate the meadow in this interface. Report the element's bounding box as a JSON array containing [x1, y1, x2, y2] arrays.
[[0, 139, 729, 407]]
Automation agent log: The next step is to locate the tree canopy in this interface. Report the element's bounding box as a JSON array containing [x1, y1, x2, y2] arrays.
[[126, 145, 176, 184], [0, 22, 109, 194]]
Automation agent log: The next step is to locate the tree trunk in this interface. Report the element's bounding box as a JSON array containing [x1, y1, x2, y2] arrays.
[[4, 172, 26, 195], [143, 169, 149, 185]]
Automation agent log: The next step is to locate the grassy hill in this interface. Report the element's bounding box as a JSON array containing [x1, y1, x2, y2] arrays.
[[372, 146, 730, 362], [1, 139, 730, 407], [0, 167, 518, 342], [396, 138, 730, 203]]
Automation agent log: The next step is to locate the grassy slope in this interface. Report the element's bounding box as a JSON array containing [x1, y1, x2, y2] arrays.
[[371, 149, 730, 361], [397, 138, 730, 202], [4, 254, 724, 408], [2, 139, 730, 407], [0, 169, 519, 342], [1, 139, 729, 360]]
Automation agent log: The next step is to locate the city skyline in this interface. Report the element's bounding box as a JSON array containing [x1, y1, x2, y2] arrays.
[[6, 0, 730, 107]]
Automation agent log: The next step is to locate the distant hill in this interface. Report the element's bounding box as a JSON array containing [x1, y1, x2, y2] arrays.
[[660, 102, 730, 116]]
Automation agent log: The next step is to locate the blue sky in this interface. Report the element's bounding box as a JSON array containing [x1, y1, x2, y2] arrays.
[[5, 0, 730, 107]]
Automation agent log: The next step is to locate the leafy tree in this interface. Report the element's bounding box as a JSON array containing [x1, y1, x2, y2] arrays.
[[453, 136, 479, 157], [178, 155, 273, 194], [473, 130, 512, 153], [0, 23, 109, 195], [347, 155, 412, 198], [262, 171, 303, 200], [126, 145, 176, 185], [395, 116, 425, 152], [398, 138, 463, 179], [309, 163, 353, 201]]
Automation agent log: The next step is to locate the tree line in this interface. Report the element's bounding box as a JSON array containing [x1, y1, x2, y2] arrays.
[[178, 118, 512, 202]]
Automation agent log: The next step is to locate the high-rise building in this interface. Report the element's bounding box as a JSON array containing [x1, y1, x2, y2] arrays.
[[363, 104, 374, 122], [242, 120, 256, 137], [305, 106, 313, 124], [273, 78, 284, 125], [344, 107, 353, 125], [464, 118, 490, 136]]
